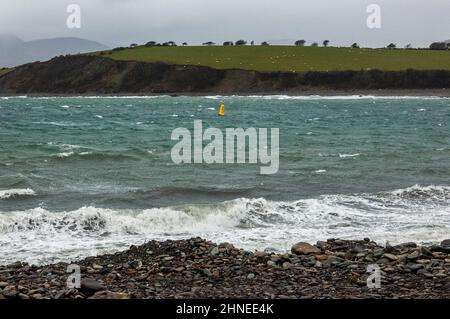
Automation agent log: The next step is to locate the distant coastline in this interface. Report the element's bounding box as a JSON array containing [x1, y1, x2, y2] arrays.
[[1, 55, 450, 95]]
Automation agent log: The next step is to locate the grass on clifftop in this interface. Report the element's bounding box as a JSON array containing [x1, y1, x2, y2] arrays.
[[0, 68, 12, 76], [97, 45, 450, 72]]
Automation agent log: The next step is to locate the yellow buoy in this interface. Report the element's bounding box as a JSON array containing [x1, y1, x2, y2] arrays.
[[218, 102, 225, 116]]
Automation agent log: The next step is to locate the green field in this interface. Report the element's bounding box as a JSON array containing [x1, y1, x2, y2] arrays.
[[98, 45, 450, 72], [0, 68, 12, 76]]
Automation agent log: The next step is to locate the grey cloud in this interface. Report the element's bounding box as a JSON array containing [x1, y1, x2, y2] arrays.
[[0, 0, 448, 48]]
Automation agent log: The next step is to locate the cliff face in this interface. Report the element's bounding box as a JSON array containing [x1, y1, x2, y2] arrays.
[[1, 55, 450, 94]]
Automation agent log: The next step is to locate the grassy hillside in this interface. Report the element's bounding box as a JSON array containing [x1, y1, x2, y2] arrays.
[[98, 45, 450, 72], [0, 68, 12, 77]]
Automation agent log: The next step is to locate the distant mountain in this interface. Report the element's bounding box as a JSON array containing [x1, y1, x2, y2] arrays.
[[0, 34, 108, 67]]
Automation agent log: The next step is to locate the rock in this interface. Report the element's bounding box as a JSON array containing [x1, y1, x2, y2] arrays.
[[80, 278, 106, 292], [1, 286, 17, 298], [383, 253, 399, 261], [130, 259, 143, 269], [440, 239, 450, 247], [364, 256, 374, 262], [324, 256, 345, 266], [202, 269, 212, 277], [384, 243, 397, 253], [282, 262, 292, 269], [0, 282, 8, 289], [315, 254, 328, 261], [89, 291, 130, 299], [54, 290, 67, 299], [267, 261, 276, 267], [407, 251, 420, 260], [218, 243, 235, 250], [247, 273, 255, 280], [92, 264, 103, 270], [8, 262, 24, 269], [407, 264, 424, 272], [173, 266, 185, 272], [432, 252, 447, 259], [420, 246, 434, 257], [210, 247, 219, 256], [17, 293, 30, 299], [383, 267, 396, 273], [291, 242, 321, 255], [28, 288, 45, 295], [254, 251, 266, 258], [395, 242, 417, 249], [373, 249, 384, 258], [429, 245, 450, 254], [86, 267, 96, 274]]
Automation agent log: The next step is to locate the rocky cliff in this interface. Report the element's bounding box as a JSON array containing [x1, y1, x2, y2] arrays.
[[1, 55, 450, 94]]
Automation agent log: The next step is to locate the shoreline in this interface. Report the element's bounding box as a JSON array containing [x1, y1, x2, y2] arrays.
[[1, 237, 449, 299], [2, 89, 450, 98]]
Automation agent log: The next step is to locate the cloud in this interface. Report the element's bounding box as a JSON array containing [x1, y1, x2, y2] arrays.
[[0, 0, 448, 47]]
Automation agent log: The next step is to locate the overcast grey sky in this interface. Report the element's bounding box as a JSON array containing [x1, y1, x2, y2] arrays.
[[0, 0, 449, 47]]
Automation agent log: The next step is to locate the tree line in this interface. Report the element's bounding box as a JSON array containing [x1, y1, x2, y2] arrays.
[[111, 40, 450, 51]]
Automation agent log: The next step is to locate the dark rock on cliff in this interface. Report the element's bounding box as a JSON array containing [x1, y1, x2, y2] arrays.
[[1, 55, 450, 94]]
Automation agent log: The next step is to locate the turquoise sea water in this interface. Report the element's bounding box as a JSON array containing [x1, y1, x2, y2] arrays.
[[1, 95, 450, 264]]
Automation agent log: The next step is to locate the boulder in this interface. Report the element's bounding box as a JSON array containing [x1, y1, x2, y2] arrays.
[[440, 239, 450, 247], [383, 253, 399, 261], [291, 242, 321, 255], [80, 278, 106, 292]]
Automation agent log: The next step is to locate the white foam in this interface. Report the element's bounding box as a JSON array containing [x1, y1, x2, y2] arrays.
[[29, 96, 167, 100], [0, 188, 36, 199], [1, 187, 449, 265], [389, 184, 450, 200], [34, 121, 90, 127], [3, 95, 449, 102], [339, 153, 361, 158], [206, 95, 450, 101], [56, 151, 74, 158]]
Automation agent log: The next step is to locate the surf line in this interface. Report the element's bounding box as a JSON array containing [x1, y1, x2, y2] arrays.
[[171, 120, 279, 175]]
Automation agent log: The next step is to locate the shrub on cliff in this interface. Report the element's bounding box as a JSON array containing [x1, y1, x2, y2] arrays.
[[430, 42, 449, 50]]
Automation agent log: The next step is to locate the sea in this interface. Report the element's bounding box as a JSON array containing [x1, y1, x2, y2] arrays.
[[1, 95, 449, 265]]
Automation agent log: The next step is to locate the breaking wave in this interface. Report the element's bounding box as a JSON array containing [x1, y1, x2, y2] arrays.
[[0, 188, 36, 199], [0, 185, 449, 265]]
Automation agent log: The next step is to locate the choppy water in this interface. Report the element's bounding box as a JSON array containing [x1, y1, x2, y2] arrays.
[[1, 95, 450, 265]]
